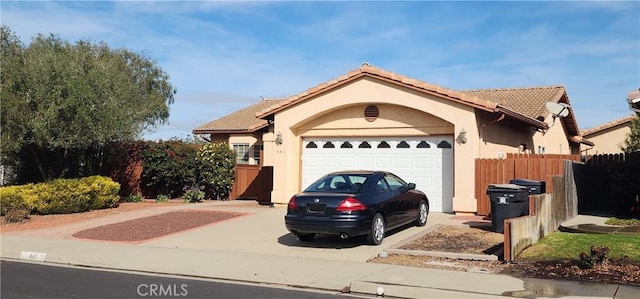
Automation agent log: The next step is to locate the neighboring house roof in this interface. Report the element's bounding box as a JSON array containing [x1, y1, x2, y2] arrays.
[[461, 86, 565, 121], [193, 99, 282, 134], [462, 85, 585, 143], [192, 63, 590, 145], [580, 115, 636, 137]]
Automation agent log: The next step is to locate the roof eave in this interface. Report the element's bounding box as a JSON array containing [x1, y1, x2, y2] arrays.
[[570, 135, 595, 146], [496, 106, 549, 129]]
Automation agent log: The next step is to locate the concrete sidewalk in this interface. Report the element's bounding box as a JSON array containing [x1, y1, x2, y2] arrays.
[[1, 201, 638, 298]]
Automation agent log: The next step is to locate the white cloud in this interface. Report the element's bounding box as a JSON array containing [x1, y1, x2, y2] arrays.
[[2, 0, 638, 137]]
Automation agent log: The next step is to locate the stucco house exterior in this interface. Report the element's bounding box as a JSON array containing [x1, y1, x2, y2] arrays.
[[194, 63, 592, 214], [580, 115, 636, 155]]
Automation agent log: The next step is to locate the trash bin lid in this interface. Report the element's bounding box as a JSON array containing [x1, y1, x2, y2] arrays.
[[509, 179, 542, 185], [488, 183, 527, 190]]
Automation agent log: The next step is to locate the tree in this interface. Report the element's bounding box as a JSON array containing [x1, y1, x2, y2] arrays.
[[1, 26, 176, 182], [621, 115, 640, 153]]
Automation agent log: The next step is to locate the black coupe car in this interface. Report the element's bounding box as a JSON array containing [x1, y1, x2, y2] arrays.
[[284, 170, 429, 245]]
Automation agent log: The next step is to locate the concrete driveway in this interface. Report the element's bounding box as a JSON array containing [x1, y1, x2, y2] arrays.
[[139, 200, 455, 262]]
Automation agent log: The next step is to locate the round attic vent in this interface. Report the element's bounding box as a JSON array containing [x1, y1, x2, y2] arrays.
[[364, 105, 379, 122]]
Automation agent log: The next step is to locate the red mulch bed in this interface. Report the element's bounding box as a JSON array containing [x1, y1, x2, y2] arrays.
[[73, 210, 242, 242]]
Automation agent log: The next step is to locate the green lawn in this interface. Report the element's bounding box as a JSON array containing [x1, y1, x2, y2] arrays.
[[517, 232, 640, 262]]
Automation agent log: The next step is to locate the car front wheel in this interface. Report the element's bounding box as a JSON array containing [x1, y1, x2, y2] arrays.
[[367, 213, 385, 245]]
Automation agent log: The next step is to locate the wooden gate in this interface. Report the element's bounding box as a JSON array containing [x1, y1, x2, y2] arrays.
[[230, 164, 273, 204], [475, 153, 580, 216]]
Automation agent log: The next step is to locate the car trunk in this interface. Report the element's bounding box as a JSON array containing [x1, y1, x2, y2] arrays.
[[293, 192, 353, 216]]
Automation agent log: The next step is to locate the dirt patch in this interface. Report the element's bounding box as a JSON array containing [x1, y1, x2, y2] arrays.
[[504, 259, 640, 286], [0, 202, 182, 232], [369, 225, 640, 286], [371, 225, 508, 274], [72, 210, 242, 242], [399, 225, 503, 255]]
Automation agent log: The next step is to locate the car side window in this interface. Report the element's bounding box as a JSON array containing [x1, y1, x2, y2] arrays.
[[384, 174, 407, 191], [375, 178, 390, 191]]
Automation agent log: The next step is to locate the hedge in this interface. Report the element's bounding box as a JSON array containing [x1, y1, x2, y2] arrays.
[[0, 176, 120, 216]]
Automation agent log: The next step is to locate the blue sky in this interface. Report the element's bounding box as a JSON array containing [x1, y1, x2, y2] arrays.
[[2, 1, 639, 140]]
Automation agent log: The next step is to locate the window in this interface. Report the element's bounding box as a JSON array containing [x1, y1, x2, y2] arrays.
[[232, 144, 250, 164], [340, 141, 353, 148], [437, 141, 452, 148], [417, 141, 431, 148], [359, 141, 371, 148], [253, 144, 263, 165], [306, 142, 318, 148], [375, 178, 390, 191], [377, 141, 390, 148], [385, 174, 407, 191], [397, 141, 410, 148], [323, 142, 335, 148]]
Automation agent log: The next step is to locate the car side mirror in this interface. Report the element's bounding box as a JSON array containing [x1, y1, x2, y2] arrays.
[[407, 183, 416, 190]]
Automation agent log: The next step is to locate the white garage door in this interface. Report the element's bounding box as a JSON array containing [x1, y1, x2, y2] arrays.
[[302, 137, 454, 213]]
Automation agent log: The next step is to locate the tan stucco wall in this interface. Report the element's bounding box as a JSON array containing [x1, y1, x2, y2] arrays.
[[476, 113, 573, 158], [532, 118, 574, 155], [270, 77, 478, 213], [582, 124, 631, 155]]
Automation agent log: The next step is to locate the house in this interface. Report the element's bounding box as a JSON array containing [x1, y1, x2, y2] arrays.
[[194, 63, 593, 214], [581, 115, 636, 155]]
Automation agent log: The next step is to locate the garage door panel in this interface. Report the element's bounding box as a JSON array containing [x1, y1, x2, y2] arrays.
[[395, 157, 412, 168], [302, 137, 454, 213], [375, 157, 393, 168], [338, 157, 356, 168]]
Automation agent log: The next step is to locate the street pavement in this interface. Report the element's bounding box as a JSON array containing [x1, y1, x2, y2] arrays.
[[1, 200, 638, 298]]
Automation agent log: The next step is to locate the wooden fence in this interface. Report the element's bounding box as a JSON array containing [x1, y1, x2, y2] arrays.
[[475, 153, 581, 216], [577, 152, 640, 215]]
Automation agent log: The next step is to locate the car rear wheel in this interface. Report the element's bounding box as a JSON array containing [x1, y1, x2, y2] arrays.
[[296, 233, 315, 242], [415, 200, 428, 227], [367, 213, 385, 245]]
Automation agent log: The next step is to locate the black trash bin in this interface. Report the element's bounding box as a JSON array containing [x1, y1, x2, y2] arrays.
[[487, 184, 529, 233], [509, 179, 546, 194], [509, 179, 546, 216]]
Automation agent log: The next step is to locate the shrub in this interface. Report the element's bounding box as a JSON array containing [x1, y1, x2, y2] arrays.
[[0, 186, 30, 216], [0, 176, 120, 215], [196, 143, 235, 200], [140, 141, 199, 197], [182, 185, 205, 203], [124, 194, 143, 203], [578, 245, 610, 269], [156, 194, 170, 203]]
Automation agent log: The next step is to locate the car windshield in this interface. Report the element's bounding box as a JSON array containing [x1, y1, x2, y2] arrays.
[[304, 174, 370, 193]]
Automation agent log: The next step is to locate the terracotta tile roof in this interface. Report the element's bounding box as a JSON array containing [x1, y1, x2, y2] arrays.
[[580, 114, 636, 136], [193, 99, 282, 134], [195, 64, 590, 140], [460, 85, 588, 142], [256, 62, 500, 119], [461, 85, 566, 120]]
